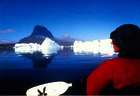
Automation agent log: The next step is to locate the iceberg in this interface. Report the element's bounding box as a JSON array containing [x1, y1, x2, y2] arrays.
[[14, 38, 60, 56], [73, 40, 99, 54], [73, 39, 115, 56], [14, 43, 40, 54], [40, 38, 60, 56]]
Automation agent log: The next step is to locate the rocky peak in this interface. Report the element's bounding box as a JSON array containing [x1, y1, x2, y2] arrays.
[[31, 25, 54, 39], [19, 25, 55, 44]]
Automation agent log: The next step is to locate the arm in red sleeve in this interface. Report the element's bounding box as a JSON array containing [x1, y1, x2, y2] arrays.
[[87, 61, 113, 95]]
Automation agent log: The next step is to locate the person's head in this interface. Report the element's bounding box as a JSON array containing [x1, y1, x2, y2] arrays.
[[110, 24, 140, 58]]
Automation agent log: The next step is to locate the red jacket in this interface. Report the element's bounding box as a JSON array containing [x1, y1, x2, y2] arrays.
[[87, 57, 140, 95]]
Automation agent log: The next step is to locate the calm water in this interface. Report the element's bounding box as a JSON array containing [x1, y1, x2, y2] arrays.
[[0, 48, 115, 95]]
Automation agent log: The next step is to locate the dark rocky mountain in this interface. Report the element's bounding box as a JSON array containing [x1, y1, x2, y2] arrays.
[[56, 37, 75, 46], [0, 43, 15, 51], [0, 40, 16, 50], [19, 25, 55, 44], [19, 25, 76, 46]]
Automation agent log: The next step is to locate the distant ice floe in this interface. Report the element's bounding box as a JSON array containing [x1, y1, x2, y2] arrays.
[[73, 39, 115, 56], [14, 38, 60, 56]]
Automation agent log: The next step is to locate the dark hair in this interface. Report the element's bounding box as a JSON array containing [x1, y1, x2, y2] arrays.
[[110, 24, 140, 58]]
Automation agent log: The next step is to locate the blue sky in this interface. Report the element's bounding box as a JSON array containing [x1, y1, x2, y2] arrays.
[[0, 0, 140, 41]]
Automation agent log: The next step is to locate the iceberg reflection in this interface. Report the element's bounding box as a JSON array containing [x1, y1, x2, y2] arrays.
[[23, 52, 54, 69]]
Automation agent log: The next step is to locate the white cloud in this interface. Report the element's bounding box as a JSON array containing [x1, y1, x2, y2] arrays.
[[0, 28, 16, 33]]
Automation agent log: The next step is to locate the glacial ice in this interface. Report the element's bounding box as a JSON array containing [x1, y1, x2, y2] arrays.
[[14, 43, 40, 54], [14, 38, 60, 56], [14, 38, 115, 56], [40, 38, 60, 56], [73, 39, 115, 56]]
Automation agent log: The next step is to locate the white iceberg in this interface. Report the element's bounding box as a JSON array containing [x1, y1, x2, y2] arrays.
[[14, 38, 60, 56], [40, 38, 60, 56], [26, 81, 72, 96], [14, 43, 40, 54], [73, 39, 115, 56], [73, 40, 99, 54]]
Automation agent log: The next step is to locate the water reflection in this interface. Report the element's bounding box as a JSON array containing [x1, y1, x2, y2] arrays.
[[22, 52, 54, 69], [0, 46, 115, 95], [58, 47, 74, 56]]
